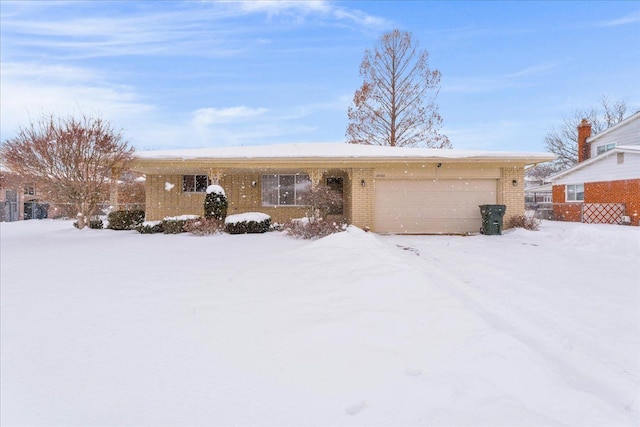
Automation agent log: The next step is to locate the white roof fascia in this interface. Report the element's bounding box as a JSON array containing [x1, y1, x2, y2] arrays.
[[134, 143, 555, 165], [549, 146, 640, 181], [586, 111, 640, 143]]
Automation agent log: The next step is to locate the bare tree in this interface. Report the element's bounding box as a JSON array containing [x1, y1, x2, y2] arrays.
[[0, 114, 134, 228], [544, 97, 627, 171], [346, 29, 451, 148]]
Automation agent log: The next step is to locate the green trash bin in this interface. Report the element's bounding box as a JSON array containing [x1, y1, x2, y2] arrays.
[[479, 204, 506, 235]]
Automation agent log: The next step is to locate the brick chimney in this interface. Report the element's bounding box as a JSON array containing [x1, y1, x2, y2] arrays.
[[577, 118, 592, 163]]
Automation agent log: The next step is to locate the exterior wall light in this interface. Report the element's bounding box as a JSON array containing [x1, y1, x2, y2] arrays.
[[512, 179, 518, 187], [361, 179, 366, 187]]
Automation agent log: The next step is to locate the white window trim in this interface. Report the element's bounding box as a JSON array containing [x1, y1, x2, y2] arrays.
[[596, 143, 615, 156], [565, 184, 584, 202]]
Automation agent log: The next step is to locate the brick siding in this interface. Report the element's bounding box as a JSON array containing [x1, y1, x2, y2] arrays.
[[586, 179, 640, 226], [552, 179, 640, 225], [499, 167, 525, 228]]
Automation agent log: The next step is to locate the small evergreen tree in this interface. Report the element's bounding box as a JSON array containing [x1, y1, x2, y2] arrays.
[[204, 185, 228, 220]]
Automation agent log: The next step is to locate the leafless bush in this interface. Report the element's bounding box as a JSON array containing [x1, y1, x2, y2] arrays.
[[508, 214, 541, 231], [299, 184, 343, 221], [285, 218, 347, 239], [183, 217, 224, 235]]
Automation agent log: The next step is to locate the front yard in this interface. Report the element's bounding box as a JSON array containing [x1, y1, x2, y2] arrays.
[[1, 219, 638, 426]]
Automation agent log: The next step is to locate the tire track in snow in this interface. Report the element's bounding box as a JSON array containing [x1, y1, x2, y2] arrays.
[[386, 239, 639, 424]]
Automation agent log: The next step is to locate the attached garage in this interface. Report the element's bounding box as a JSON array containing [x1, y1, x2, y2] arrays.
[[374, 179, 498, 234]]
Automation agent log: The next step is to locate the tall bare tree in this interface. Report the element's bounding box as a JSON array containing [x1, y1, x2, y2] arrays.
[[544, 97, 627, 171], [346, 29, 450, 148], [0, 114, 134, 228]]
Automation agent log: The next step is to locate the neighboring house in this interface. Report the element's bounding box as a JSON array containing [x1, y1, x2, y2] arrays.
[[124, 143, 553, 234], [550, 111, 640, 226], [0, 170, 49, 222], [524, 182, 553, 219]]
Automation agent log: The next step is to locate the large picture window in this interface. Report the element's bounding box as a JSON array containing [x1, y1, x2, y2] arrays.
[[262, 174, 311, 206], [566, 184, 584, 202], [183, 175, 209, 193]]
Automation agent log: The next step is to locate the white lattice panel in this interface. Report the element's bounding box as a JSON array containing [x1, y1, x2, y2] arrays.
[[582, 203, 626, 224]]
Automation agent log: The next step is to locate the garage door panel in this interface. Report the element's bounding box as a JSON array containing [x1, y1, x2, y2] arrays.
[[374, 179, 497, 234]]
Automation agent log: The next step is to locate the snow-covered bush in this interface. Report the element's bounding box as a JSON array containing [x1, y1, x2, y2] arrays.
[[284, 217, 347, 239], [508, 214, 541, 231], [225, 212, 271, 234], [137, 221, 163, 234], [73, 218, 103, 229], [204, 185, 228, 221], [161, 214, 200, 234], [183, 217, 224, 235], [107, 210, 145, 230]]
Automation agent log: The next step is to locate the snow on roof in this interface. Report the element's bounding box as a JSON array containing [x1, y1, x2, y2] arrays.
[[135, 142, 555, 163], [549, 145, 640, 181]]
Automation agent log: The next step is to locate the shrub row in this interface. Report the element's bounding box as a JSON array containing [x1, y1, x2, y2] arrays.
[[134, 215, 268, 235]]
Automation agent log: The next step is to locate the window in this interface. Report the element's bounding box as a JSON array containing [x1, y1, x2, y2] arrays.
[[24, 186, 35, 195], [182, 175, 209, 192], [596, 143, 615, 155], [262, 174, 311, 206], [566, 184, 584, 202]]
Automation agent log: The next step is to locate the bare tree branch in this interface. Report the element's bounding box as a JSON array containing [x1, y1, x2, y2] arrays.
[[346, 29, 451, 148], [530, 98, 628, 180]]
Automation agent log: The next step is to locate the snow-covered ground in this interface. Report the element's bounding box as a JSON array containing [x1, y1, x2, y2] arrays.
[[1, 219, 638, 426]]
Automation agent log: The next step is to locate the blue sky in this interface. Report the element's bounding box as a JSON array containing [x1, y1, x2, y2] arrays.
[[1, 1, 639, 152]]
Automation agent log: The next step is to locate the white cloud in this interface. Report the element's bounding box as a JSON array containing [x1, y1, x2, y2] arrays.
[[598, 11, 640, 27], [1, 1, 390, 60], [191, 106, 269, 126], [0, 62, 155, 142]]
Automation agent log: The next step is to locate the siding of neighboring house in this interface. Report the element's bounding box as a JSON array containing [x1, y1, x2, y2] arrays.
[[556, 150, 640, 183], [589, 112, 640, 158]]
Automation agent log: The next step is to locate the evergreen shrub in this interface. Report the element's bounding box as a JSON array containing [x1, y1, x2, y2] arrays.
[[107, 210, 145, 230], [161, 218, 188, 234], [225, 215, 271, 234], [204, 187, 228, 221], [137, 222, 164, 234]]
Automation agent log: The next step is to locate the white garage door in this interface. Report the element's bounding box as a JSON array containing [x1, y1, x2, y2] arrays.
[[374, 179, 498, 234]]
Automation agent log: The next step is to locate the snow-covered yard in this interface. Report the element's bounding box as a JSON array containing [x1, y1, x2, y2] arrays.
[[1, 219, 638, 426]]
